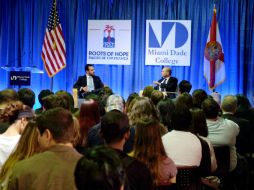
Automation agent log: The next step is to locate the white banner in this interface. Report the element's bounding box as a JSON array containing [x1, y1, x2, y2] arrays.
[[145, 20, 191, 66], [87, 20, 131, 65]]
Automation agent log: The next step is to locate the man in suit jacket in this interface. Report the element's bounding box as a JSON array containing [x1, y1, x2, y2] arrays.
[[73, 64, 104, 98], [221, 95, 254, 155], [8, 108, 82, 190], [153, 67, 178, 98]]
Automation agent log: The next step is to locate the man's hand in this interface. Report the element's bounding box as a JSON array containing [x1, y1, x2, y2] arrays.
[[81, 86, 89, 92], [153, 81, 160, 85]]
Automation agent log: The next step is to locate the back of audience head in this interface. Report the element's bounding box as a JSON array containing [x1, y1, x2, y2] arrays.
[[125, 92, 139, 113], [150, 90, 164, 106], [178, 80, 192, 94], [56, 90, 75, 112], [79, 99, 100, 146], [190, 108, 208, 137], [192, 89, 208, 108], [101, 111, 130, 145], [171, 104, 192, 131], [36, 107, 74, 149], [38, 89, 54, 107], [133, 118, 166, 185], [106, 94, 124, 113], [0, 120, 39, 182], [18, 88, 35, 108], [235, 94, 251, 109], [157, 99, 175, 131], [221, 95, 237, 114], [75, 146, 126, 190], [176, 92, 193, 109], [42, 94, 65, 111], [128, 97, 159, 126], [201, 98, 220, 119], [0, 101, 23, 124], [142, 86, 154, 98], [0, 89, 18, 105]]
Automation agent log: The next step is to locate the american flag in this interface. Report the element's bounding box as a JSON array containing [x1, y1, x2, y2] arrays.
[[41, 0, 66, 77]]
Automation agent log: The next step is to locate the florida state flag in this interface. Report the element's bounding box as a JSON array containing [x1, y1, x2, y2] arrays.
[[204, 7, 225, 89]]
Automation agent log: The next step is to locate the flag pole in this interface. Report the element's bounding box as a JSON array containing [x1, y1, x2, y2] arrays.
[[50, 0, 57, 92]]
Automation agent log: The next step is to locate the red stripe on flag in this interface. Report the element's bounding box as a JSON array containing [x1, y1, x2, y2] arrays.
[[42, 52, 53, 76], [45, 34, 57, 72], [48, 31, 61, 70], [209, 10, 217, 88]]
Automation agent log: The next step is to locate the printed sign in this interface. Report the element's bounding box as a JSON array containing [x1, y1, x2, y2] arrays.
[[87, 20, 132, 65], [146, 20, 191, 66], [10, 71, 31, 86]]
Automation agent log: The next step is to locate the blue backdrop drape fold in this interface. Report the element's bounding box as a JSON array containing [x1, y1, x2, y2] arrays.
[[0, 0, 254, 108]]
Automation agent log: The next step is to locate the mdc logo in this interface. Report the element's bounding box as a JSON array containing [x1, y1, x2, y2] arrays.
[[148, 21, 189, 48]]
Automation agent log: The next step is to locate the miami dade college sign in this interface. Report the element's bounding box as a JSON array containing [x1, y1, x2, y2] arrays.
[[145, 20, 191, 66]]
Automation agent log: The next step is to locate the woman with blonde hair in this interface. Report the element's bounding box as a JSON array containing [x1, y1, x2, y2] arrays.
[[0, 120, 40, 189]]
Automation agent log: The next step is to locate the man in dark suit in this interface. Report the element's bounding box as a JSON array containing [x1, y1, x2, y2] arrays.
[[73, 64, 104, 98], [153, 67, 178, 98], [221, 95, 254, 155]]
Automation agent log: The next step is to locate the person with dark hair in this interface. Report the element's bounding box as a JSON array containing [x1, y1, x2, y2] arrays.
[[0, 89, 18, 110], [157, 99, 175, 131], [56, 90, 76, 113], [153, 67, 178, 99], [77, 99, 100, 152], [8, 108, 82, 190], [18, 88, 35, 109], [124, 92, 139, 114], [162, 104, 202, 167], [178, 80, 192, 94], [175, 92, 193, 109], [130, 118, 177, 186], [100, 111, 153, 190], [190, 108, 217, 173], [42, 94, 66, 111], [73, 64, 104, 98], [75, 146, 126, 190], [35, 89, 53, 115], [221, 95, 253, 155], [192, 89, 208, 108]]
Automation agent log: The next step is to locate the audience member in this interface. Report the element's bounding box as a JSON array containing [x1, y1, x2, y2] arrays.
[[157, 99, 175, 131], [192, 89, 208, 108], [75, 146, 126, 190], [8, 107, 82, 190], [34, 89, 53, 114], [130, 118, 177, 186], [18, 88, 35, 109], [73, 64, 104, 98], [190, 108, 217, 173], [178, 80, 192, 94], [42, 94, 66, 111], [124, 92, 139, 114], [0, 101, 34, 167], [175, 92, 193, 109], [101, 111, 153, 190], [162, 104, 202, 167], [150, 90, 164, 106], [0, 120, 39, 189], [221, 95, 253, 155], [142, 86, 154, 98], [77, 99, 100, 152], [56, 90, 76, 113], [0, 89, 18, 110]]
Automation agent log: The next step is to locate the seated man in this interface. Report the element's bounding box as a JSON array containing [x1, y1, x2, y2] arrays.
[[73, 64, 104, 98], [8, 107, 82, 190], [153, 67, 178, 99], [100, 110, 153, 190]]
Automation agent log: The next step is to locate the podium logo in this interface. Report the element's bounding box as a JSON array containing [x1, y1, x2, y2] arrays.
[[149, 21, 189, 48], [11, 76, 17, 80]]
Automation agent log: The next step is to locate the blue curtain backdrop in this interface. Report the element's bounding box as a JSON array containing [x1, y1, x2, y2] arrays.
[[0, 0, 254, 108]]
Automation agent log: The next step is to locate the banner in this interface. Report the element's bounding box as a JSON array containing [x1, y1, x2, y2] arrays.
[[145, 20, 191, 66], [204, 8, 225, 89], [87, 20, 132, 65]]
